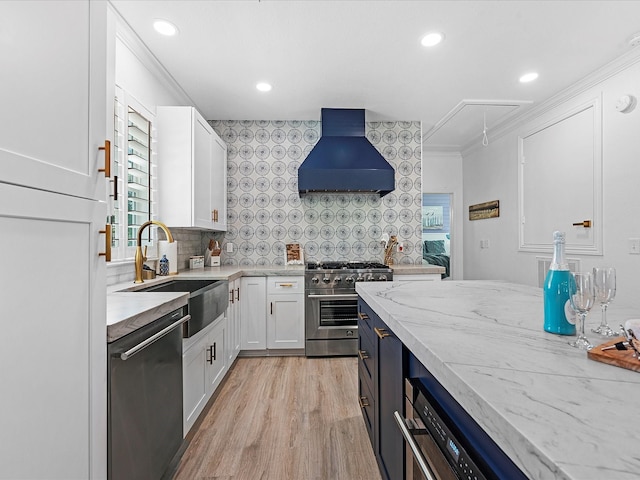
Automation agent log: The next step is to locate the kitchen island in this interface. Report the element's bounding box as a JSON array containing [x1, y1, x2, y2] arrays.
[[356, 280, 640, 480]]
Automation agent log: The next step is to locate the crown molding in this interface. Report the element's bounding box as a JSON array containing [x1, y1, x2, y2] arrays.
[[109, 2, 195, 108]]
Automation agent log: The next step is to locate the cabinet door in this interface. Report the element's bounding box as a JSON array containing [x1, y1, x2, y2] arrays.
[[230, 279, 241, 361], [193, 111, 214, 229], [267, 294, 305, 349], [0, 0, 108, 201], [211, 132, 228, 231], [376, 317, 405, 480], [0, 183, 106, 479], [240, 277, 267, 350], [183, 335, 208, 436], [206, 317, 226, 393]]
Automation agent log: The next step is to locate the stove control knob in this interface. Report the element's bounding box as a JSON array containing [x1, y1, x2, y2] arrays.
[[356, 275, 364, 282], [378, 274, 388, 281], [345, 276, 354, 283], [364, 274, 374, 282], [311, 277, 319, 284], [322, 277, 331, 284], [334, 276, 342, 283]]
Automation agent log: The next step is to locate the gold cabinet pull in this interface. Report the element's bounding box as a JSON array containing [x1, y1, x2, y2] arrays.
[[212, 209, 219, 222], [358, 349, 369, 360], [98, 140, 111, 178], [278, 283, 293, 287], [358, 396, 370, 408], [572, 220, 592, 228], [374, 327, 390, 339], [99, 224, 112, 262], [358, 312, 369, 321]]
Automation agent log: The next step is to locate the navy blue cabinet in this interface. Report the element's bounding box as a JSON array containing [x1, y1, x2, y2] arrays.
[[358, 298, 404, 480]]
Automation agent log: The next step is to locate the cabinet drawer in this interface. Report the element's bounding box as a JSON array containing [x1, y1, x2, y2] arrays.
[[358, 329, 374, 386], [357, 299, 375, 343], [358, 373, 375, 448], [267, 276, 304, 294]]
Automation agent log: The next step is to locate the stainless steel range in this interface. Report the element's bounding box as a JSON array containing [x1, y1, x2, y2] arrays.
[[305, 261, 393, 356]]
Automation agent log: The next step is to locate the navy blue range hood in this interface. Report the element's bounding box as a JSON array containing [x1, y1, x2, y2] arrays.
[[297, 108, 395, 197]]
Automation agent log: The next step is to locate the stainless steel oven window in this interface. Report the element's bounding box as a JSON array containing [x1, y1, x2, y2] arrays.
[[318, 298, 358, 326]]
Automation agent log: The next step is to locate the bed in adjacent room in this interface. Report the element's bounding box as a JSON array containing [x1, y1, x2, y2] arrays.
[[422, 239, 450, 279]]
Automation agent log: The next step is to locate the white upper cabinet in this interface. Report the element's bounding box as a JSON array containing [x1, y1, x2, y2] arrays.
[[211, 133, 228, 231], [0, 0, 110, 202], [156, 106, 227, 230]]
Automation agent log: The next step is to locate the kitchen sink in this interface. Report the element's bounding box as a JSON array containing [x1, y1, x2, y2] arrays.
[[137, 279, 229, 337], [138, 279, 221, 294]]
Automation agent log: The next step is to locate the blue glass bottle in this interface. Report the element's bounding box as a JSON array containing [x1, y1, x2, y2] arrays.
[[543, 231, 576, 335]]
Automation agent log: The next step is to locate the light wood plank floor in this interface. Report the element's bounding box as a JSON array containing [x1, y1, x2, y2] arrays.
[[173, 356, 382, 480]]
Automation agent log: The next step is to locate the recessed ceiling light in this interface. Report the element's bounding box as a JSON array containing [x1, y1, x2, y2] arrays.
[[421, 32, 444, 47], [153, 19, 178, 36], [519, 72, 539, 83], [256, 82, 272, 92]]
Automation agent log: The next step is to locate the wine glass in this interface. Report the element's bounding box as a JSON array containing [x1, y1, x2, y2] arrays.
[[568, 272, 595, 350], [591, 267, 617, 337]]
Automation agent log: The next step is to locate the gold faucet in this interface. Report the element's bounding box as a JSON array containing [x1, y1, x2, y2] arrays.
[[134, 220, 174, 283]]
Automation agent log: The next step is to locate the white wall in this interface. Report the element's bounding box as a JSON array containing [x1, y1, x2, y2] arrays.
[[107, 6, 196, 286], [462, 53, 640, 305], [422, 151, 463, 279], [114, 23, 191, 113]]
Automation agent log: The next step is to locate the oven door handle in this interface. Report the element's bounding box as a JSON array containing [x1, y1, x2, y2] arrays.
[[119, 314, 191, 361], [394, 410, 437, 480], [307, 294, 359, 299]]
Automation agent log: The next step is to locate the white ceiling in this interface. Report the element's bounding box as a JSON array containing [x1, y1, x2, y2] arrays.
[[110, 0, 640, 150]]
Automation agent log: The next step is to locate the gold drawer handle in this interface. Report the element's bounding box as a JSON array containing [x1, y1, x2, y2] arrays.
[[98, 140, 111, 178], [212, 209, 219, 222], [358, 350, 369, 360], [572, 220, 592, 228], [358, 396, 369, 408], [358, 312, 369, 321], [99, 224, 112, 262], [278, 283, 294, 287], [374, 327, 390, 339]]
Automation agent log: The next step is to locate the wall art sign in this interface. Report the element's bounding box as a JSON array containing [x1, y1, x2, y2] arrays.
[[469, 200, 500, 221], [422, 206, 444, 229]]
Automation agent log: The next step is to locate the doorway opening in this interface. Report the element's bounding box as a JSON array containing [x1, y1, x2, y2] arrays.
[[422, 193, 451, 279]]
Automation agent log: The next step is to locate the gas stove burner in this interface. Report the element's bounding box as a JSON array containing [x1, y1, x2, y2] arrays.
[[306, 261, 390, 271]]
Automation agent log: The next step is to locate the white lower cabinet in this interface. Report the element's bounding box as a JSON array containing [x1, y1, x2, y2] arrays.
[[182, 314, 226, 436], [267, 276, 305, 350], [226, 278, 241, 365], [239, 276, 305, 353], [240, 277, 268, 350]]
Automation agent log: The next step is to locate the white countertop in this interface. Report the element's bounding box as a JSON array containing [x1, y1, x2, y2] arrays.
[[356, 280, 640, 480], [390, 264, 445, 275], [106, 265, 305, 341]]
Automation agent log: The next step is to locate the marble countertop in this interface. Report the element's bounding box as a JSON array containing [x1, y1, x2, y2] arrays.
[[356, 280, 640, 480], [107, 265, 305, 341], [107, 292, 189, 342], [390, 264, 445, 275]]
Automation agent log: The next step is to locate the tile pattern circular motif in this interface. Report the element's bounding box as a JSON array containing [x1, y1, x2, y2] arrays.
[[209, 120, 422, 266]]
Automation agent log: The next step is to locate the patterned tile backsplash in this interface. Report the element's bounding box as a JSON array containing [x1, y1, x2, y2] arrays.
[[207, 119, 423, 267]]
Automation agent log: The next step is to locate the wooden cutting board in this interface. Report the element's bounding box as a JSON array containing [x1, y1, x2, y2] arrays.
[[588, 336, 640, 373]]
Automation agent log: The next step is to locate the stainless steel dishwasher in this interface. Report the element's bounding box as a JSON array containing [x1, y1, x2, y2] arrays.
[[108, 306, 189, 480]]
